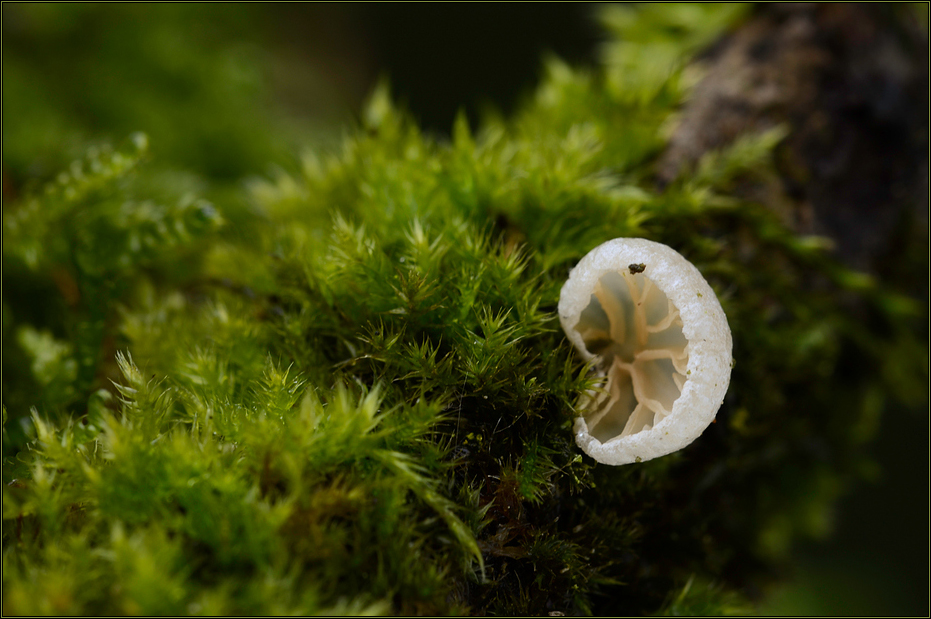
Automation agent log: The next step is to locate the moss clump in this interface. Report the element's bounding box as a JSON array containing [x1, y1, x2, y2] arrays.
[[3, 4, 926, 615]]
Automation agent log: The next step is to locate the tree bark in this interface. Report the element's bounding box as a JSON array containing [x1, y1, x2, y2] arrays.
[[658, 3, 928, 278]]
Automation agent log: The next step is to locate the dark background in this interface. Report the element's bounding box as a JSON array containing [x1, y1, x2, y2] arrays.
[[270, 3, 602, 136]]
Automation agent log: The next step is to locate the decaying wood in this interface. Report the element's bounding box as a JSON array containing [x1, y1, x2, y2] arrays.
[[659, 4, 928, 274]]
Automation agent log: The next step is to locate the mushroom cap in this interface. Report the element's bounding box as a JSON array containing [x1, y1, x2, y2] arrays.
[[559, 238, 733, 465]]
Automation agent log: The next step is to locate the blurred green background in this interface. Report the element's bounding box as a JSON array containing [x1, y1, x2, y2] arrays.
[[2, 4, 927, 615]]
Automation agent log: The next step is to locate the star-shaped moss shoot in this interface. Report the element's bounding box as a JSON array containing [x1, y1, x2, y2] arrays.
[[559, 238, 733, 465]]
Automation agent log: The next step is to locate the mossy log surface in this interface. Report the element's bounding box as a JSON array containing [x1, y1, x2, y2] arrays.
[[2, 4, 926, 616]]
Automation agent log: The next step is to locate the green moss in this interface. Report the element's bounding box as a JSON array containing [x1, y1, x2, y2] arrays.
[[3, 4, 926, 616]]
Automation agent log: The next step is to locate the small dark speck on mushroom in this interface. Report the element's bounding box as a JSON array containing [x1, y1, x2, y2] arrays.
[[629, 263, 646, 274]]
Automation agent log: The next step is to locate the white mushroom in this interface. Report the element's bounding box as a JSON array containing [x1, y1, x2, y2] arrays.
[[559, 238, 733, 465]]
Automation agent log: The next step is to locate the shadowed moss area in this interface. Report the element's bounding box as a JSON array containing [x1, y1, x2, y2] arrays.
[[2, 4, 926, 616]]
